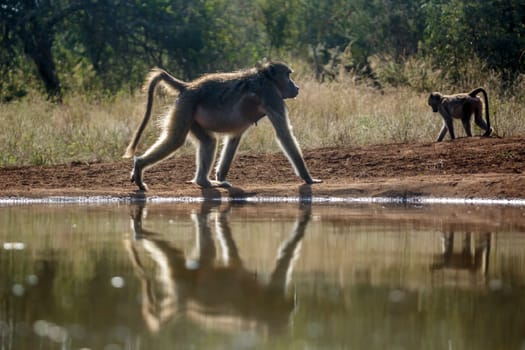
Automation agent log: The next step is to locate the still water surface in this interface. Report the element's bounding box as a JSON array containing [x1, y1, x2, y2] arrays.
[[1, 201, 525, 350]]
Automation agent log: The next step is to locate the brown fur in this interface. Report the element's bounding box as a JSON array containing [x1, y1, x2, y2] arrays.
[[428, 87, 492, 142], [123, 62, 321, 190]]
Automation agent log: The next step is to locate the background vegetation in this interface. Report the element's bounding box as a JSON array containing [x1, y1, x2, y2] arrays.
[[0, 0, 524, 165]]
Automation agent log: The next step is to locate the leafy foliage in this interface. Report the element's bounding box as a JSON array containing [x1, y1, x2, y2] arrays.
[[0, 0, 523, 100], [422, 1, 525, 84]]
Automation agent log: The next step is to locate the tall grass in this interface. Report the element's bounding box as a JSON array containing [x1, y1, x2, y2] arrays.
[[1, 61, 524, 166]]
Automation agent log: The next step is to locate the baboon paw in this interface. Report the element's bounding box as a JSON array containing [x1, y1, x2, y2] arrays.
[[216, 180, 232, 188], [208, 180, 231, 188], [306, 178, 323, 184], [130, 172, 148, 191], [192, 179, 232, 188], [134, 181, 148, 191]]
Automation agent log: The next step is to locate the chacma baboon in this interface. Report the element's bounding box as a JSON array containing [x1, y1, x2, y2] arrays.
[[428, 87, 493, 142], [123, 61, 321, 190]]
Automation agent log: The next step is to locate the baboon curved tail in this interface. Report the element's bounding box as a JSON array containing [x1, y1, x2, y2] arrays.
[[468, 87, 491, 137], [123, 68, 188, 158]]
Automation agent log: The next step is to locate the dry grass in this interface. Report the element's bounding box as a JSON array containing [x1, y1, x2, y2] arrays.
[[0, 93, 133, 165], [0, 67, 524, 166], [243, 71, 525, 153]]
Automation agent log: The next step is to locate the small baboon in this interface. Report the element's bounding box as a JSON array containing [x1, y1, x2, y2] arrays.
[[123, 61, 321, 190], [431, 232, 491, 277], [428, 87, 493, 142]]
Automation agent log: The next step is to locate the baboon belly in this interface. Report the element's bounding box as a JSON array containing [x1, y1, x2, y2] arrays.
[[194, 106, 260, 133]]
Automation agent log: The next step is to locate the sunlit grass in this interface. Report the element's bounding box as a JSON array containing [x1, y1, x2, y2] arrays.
[[1, 65, 524, 166], [0, 91, 190, 166], [206, 71, 525, 154]]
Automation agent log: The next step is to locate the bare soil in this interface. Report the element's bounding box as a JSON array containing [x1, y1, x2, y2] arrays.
[[1, 136, 524, 201]]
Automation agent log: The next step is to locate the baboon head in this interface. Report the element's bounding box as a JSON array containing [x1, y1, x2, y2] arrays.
[[428, 92, 443, 113], [259, 62, 299, 99]]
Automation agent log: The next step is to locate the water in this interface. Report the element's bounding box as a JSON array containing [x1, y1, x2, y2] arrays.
[[1, 201, 525, 350]]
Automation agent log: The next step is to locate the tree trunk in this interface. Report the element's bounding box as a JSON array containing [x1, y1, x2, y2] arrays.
[[22, 15, 62, 102]]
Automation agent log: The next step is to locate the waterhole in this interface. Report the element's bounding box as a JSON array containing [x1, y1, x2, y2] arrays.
[[1, 201, 524, 349]]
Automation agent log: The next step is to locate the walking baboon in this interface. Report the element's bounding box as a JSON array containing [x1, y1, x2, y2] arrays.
[[428, 87, 493, 142], [123, 61, 321, 190]]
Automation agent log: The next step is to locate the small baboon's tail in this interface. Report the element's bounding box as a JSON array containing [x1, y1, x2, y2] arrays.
[[468, 87, 491, 136], [123, 68, 188, 158]]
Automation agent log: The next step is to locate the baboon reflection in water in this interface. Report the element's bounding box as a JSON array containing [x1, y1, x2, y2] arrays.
[[431, 232, 491, 285], [124, 203, 310, 334]]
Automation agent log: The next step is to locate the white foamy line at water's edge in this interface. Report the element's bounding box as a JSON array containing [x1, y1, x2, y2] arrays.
[[0, 195, 524, 206]]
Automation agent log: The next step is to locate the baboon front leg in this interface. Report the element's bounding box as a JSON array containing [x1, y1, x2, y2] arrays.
[[438, 114, 455, 141], [445, 117, 455, 140], [265, 105, 321, 184], [215, 136, 242, 185], [437, 124, 448, 142], [277, 131, 311, 181]]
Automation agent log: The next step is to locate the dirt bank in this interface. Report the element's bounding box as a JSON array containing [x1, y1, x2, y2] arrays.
[[1, 136, 524, 201]]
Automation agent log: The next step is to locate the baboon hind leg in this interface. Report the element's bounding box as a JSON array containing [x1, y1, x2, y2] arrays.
[[131, 106, 193, 190], [473, 110, 491, 136], [215, 136, 242, 185], [189, 123, 220, 188]]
